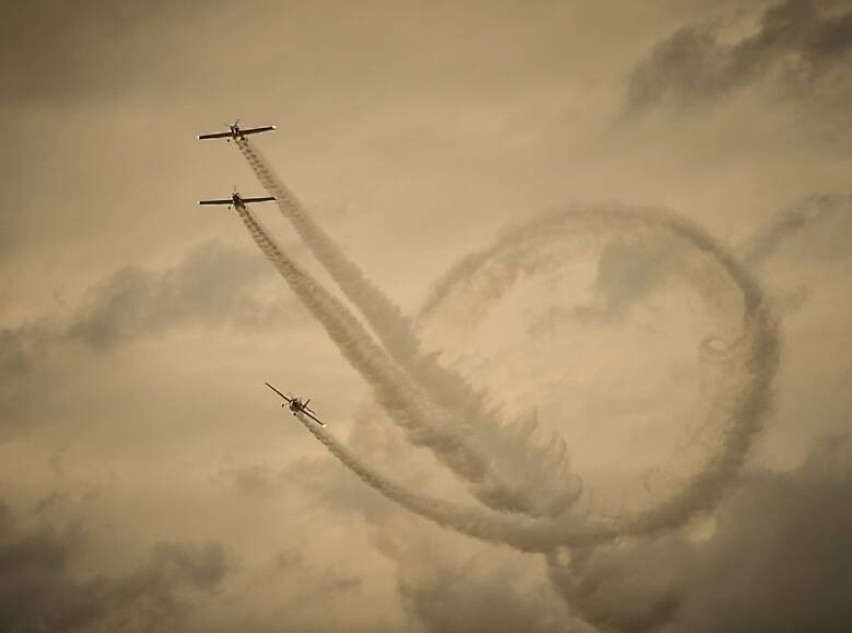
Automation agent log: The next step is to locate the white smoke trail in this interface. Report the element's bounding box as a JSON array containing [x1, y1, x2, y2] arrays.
[[293, 411, 605, 553], [235, 205, 553, 501], [232, 143, 778, 556], [235, 139, 424, 369], [420, 205, 780, 532], [283, 205, 779, 552], [234, 139, 504, 426], [234, 140, 782, 630], [236, 138, 580, 516]]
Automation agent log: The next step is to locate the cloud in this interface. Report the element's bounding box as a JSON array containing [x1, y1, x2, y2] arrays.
[[0, 0, 194, 106], [571, 239, 679, 325], [373, 523, 580, 633], [2, 239, 293, 356], [547, 434, 852, 632], [623, 0, 852, 117], [0, 239, 303, 434], [67, 240, 297, 349], [0, 499, 228, 633], [564, 193, 851, 326], [670, 434, 852, 633], [741, 192, 852, 268]]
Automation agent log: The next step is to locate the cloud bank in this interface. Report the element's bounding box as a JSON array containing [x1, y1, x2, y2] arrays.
[[624, 0, 852, 117]]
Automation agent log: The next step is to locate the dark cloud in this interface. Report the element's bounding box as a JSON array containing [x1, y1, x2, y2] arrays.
[[381, 536, 576, 633], [1, 239, 293, 357], [0, 500, 228, 633], [0, 501, 12, 536], [0, 239, 303, 437], [404, 572, 573, 633], [269, 546, 363, 604], [571, 240, 678, 325], [287, 455, 391, 518], [558, 193, 851, 327], [741, 192, 852, 268], [223, 458, 380, 516], [0, 0, 193, 105], [623, 0, 852, 116], [0, 322, 58, 437], [229, 465, 284, 497], [548, 434, 852, 632], [548, 542, 690, 633], [670, 434, 852, 633], [67, 240, 296, 349]]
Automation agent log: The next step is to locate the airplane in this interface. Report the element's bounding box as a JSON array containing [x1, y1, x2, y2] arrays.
[[197, 119, 276, 141], [198, 189, 275, 210], [265, 382, 327, 427]]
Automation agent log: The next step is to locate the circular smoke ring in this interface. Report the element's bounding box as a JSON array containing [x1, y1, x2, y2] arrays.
[[396, 204, 779, 547], [236, 140, 779, 550]]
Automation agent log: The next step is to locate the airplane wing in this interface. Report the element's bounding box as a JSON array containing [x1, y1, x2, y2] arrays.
[[197, 131, 233, 140], [302, 410, 327, 427], [240, 126, 276, 136], [241, 196, 276, 203], [264, 382, 292, 403], [198, 199, 233, 205]]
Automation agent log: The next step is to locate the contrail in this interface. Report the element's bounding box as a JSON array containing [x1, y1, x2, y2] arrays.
[[236, 138, 580, 517], [234, 138, 507, 431], [234, 205, 560, 509], [236, 146, 781, 631], [232, 141, 778, 554], [237, 150, 778, 537], [233, 141, 785, 633], [235, 139, 423, 368], [284, 205, 779, 551], [294, 411, 603, 552], [419, 205, 780, 536]]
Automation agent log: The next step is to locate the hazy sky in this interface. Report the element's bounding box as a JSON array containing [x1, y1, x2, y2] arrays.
[[1, 1, 850, 631]]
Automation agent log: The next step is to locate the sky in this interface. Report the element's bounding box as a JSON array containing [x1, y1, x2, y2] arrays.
[[1, 0, 851, 631]]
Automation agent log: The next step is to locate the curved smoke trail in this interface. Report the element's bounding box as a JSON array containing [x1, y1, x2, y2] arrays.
[[417, 205, 779, 538], [295, 411, 610, 553], [232, 140, 784, 633], [235, 139, 424, 371], [254, 202, 778, 553], [235, 205, 560, 505], [236, 138, 580, 516]]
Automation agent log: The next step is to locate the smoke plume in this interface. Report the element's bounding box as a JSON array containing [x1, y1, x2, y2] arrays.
[[237, 198, 778, 553], [236, 138, 581, 517]]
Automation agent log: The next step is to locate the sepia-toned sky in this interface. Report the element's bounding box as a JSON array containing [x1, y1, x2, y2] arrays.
[[1, 1, 851, 631]]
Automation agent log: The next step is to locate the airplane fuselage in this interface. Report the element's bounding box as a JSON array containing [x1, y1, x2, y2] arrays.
[[263, 382, 325, 426]]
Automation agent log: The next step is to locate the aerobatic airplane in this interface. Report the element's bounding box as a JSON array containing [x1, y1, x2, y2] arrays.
[[197, 119, 276, 141], [265, 382, 327, 427], [198, 190, 275, 210]]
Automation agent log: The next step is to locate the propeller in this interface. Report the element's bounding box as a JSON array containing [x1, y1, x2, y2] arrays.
[[224, 120, 241, 143]]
